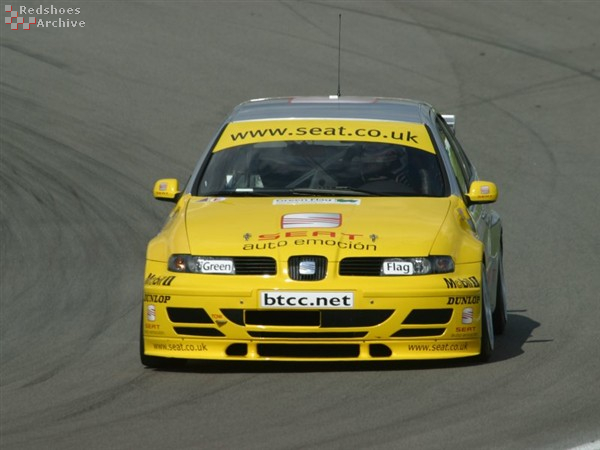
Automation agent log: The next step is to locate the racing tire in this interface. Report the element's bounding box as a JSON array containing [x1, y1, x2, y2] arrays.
[[476, 265, 495, 363], [492, 248, 508, 335], [139, 312, 186, 369]]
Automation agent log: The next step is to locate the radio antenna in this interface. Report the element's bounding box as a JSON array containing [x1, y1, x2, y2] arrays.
[[337, 13, 342, 97]]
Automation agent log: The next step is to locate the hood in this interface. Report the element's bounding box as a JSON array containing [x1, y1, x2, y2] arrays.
[[184, 197, 451, 260]]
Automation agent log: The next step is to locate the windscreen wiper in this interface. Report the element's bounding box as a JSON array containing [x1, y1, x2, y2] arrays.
[[198, 190, 273, 197], [290, 187, 389, 196]]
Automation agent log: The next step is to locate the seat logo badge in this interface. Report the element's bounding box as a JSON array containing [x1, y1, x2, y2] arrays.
[[462, 307, 473, 324], [282, 213, 341, 229], [147, 305, 156, 322], [299, 260, 316, 275]]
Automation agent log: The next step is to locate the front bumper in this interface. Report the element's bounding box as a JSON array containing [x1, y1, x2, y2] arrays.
[[142, 260, 484, 361]]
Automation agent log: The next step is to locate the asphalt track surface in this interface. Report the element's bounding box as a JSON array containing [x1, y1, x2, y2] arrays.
[[1, 1, 600, 449]]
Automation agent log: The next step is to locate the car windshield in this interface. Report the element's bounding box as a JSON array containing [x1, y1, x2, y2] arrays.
[[196, 140, 446, 197]]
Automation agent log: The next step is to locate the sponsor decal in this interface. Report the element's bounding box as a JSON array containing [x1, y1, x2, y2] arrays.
[[259, 230, 361, 241], [144, 273, 176, 286], [144, 326, 164, 336], [444, 276, 480, 289], [260, 291, 354, 308], [447, 296, 480, 305], [243, 233, 376, 252], [144, 294, 171, 303], [282, 213, 341, 229], [450, 332, 478, 338], [147, 305, 156, 322], [408, 343, 469, 352], [273, 198, 360, 205], [213, 120, 435, 153], [382, 260, 414, 275], [243, 229, 376, 251], [210, 313, 228, 327], [455, 326, 476, 333], [462, 308, 473, 324], [153, 342, 208, 352], [195, 258, 234, 274]]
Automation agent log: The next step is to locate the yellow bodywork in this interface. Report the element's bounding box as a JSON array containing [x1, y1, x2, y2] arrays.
[[143, 195, 487, 361]]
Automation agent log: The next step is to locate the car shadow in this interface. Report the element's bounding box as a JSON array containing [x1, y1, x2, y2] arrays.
[[490, 310, 544, 363], [151, 311, 541, 374]]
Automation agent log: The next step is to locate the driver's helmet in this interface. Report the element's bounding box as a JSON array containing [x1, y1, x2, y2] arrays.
[[361, 144, 408, 180]]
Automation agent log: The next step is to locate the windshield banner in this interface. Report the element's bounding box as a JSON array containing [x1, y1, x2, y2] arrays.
[[214, 120, 435, 154]]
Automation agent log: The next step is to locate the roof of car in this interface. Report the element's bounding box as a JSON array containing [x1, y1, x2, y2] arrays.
[[227, 96, 434, 124]]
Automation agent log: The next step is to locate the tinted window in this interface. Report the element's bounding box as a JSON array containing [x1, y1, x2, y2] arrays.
[[196, 141, 446, 197], [436, 119, 471, 194]]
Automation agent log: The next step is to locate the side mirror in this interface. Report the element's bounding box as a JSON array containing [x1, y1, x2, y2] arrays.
[[466, 180, 497, 204], [153, 178, 181, 202]]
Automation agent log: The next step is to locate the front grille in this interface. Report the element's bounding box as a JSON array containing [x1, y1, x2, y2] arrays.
[[370, 344, 392, 357], [233, 257, 276, 275], [321, 310, 393, 327], [245, 310, 320, 326], [288, 255, 327, 281], [174, 327, 225, 337], [221, 309, 393, 328], [402, 309, 453, 325], [226, 343, 248, 356], [339, 257, 383, 276], [391, 328, 446, 337], [257, 344, 360, 358], [248, 331, 367, 338], [167, 307, 213, 324]]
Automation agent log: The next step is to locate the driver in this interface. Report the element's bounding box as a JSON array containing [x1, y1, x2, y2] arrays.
[[359, 144, 414, 193]]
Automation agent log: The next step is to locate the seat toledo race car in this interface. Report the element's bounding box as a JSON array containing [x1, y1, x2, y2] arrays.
[[141, 96, 507, 367]]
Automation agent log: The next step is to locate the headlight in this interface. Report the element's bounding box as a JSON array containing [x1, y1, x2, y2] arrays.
[[168, 255, 235, 274], [381, 256, 454, 276]]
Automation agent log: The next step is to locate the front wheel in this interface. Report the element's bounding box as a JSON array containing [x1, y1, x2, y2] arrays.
[[476, 265, 495, 363], [493, 248, 508, 335]]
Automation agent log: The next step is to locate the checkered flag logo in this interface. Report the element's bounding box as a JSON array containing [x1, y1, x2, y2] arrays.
[[5, 5, 36, 30]]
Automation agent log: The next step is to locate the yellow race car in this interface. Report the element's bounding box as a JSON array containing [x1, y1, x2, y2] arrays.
[[141, 96, 507, 367]]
